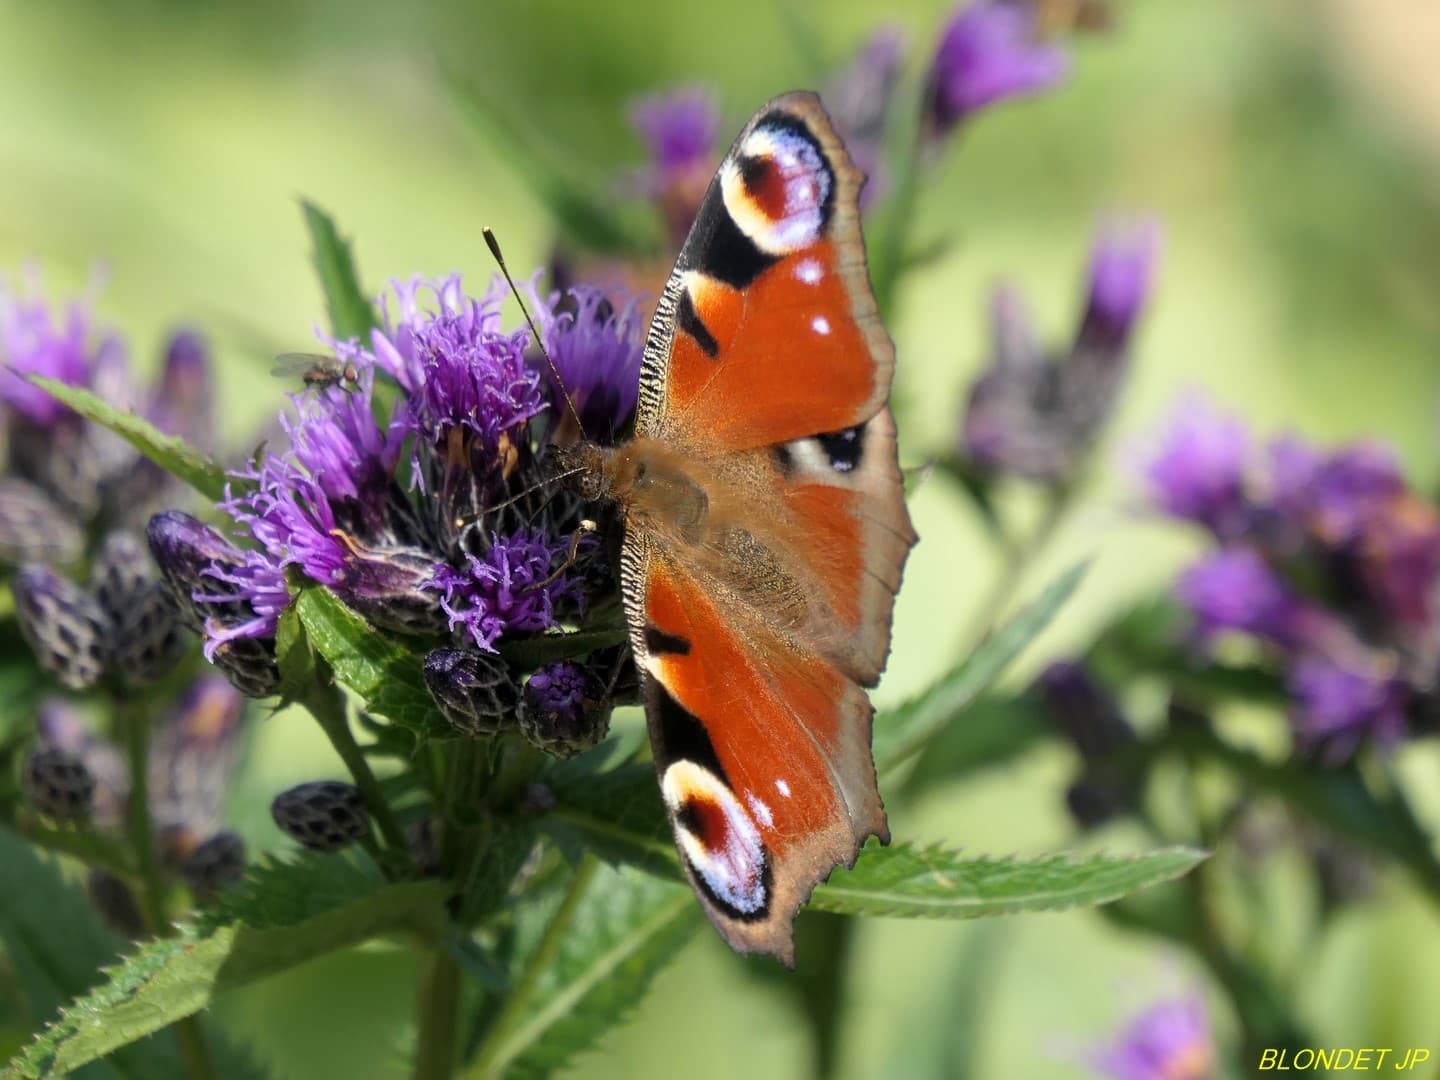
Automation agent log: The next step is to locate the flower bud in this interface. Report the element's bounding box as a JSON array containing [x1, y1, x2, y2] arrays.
[[520, 661, 610, 759], [22, 745, 95, 821], [1037, 661, 1137, 827], [151, 330, 214, 452], [150, 675, 246, 835], [337, 542, 446, 635], [423, 647, 521, 737], [92, 531, 187, 685], [0, 479, 83, 567], [271, 781, 371, 852], [12, 565, 111, 689], [145, 510, 243, 633], [180, 830, 246, 897]]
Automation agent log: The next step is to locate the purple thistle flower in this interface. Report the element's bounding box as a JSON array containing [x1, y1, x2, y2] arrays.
[[521, 659, 610, 758], [1354, 493, 1440, 631], [370, 275, 547, 469], [1141, 394, 1251, 538], [527, 282, 645, 441], [1288, 652, 1408, 764], [0, 274, 103, 427], [427, 529, 581, 652], [1176, 547, 1307, 645], [1089, 994, 1216, 1080], [628, 87, 720, 195], [924, 0, 1069, 138], [1266, 438, 1404, 546], [1076, 219, 1163, 354], [148, 330, 214, 452]]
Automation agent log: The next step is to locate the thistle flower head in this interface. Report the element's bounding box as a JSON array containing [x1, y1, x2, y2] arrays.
[[0, 275, 105, 427], [527, 282, 646, 442], [1288, 652, 1408, 764], [628, 86, 720, 195], [924, 0, 1069, 138], [1089, 994, 1215, 1080], [1141, 394, 1251, 538], [1177, 547, 1307, 645]]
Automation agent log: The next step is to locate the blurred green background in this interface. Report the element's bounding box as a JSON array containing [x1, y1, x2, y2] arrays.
[[4, 1, 1440, 1076]]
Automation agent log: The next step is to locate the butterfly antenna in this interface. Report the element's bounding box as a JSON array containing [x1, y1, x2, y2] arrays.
[[453, 465, 588, 529], [483, 227, 589, 441]]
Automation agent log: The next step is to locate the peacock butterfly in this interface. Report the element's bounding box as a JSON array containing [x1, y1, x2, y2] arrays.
[[558, 91, 915, 965]]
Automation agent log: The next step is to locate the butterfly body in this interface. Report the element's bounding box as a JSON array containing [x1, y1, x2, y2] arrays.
[[562, 92, 915, 964]]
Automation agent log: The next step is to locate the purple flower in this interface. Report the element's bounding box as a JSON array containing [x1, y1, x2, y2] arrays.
[[628, 87, 719, 195], [1142, 394, 1251, 538], [525, 661, 587, 723], [370, 275, 546, 470], [527, 283, 645, 441], [0, 275, 104, 426], [1354, 494, 1440, 631], [521, 660, 610, 758], [1267, 438, 1404, 546], [824, 27, 907, 208], [1089, 995, 1216, 1080], [1177, 547, 1306, 645], [426, 529, 582, 651], [1288, 652, 1408, 764], [925, 0, 1069, 137], [148, 330, 214, 451], [1076, 220, 1163, 353]]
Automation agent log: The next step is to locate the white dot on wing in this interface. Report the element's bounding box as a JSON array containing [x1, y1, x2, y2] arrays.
[[776, 779, 791, 797], [796, 259, 822, 285], [812, 315, 831, 335]]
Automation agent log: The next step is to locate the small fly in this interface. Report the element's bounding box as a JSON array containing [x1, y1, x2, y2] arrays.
[[270, 352, 361, 391]]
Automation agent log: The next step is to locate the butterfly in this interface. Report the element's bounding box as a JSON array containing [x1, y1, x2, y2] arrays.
[[557, 91, 915, 965]]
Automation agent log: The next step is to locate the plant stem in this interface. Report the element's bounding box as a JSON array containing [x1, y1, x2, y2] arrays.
[[414, 945, 464, 1080], [466, 856, 599, 1077], [303, 670, 411, 864], [117, 702, 218, 1080], [963, 481, 1075, 650]]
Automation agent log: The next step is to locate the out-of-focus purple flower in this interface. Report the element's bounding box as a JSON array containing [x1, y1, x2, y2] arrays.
[[824, 27, 907, 208], [1076, 220, 1163, 353], [924, 0, 1069, 138], [1089, 994, 1216, 1080], [149, 675, 246, 835], [528, 283, 645, 442], [627, 87, 721, 247], [0, 276, 101, 426], [1141, 394, 1251, 538], [1266, 437, 1404, 546], [1177, 547, 1309, 645], [1288, 652, 1408, 763], [1036, 661, 1137, 826], [148, 330, 214, 452], [1354, 494, 1440, 632], [426, 529, 582, 652], [628, 87, 719, 196]]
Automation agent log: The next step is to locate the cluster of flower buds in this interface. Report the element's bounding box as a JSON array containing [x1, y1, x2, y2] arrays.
[[959, 221, 1161, 483], [1035, 661, 1139, 827], [145, 271, 644, 757], [1143, 396, 1440, 762], [21, 676, 249, 921]]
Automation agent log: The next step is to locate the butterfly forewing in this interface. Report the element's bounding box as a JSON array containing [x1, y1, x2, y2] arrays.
[[620, 91, 916, 964]]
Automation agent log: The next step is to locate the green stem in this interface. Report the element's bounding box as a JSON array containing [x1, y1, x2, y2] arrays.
[[414, 945, 464, 1080], [963, 482, 1075, 650], [466, 857, 600, 1077], [117, 703, 218, 1080], [871, 111, 928, 320], [302, 671, 411, 864]]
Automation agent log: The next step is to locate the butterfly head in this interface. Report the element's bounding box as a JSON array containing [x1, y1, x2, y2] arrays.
[[548, 440, 612, 503]]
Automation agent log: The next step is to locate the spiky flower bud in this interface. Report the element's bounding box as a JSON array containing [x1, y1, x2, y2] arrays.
[[271, 781, 371, 852], [422, 647, 521, 737], [12, 565, 111, 689], [91, 531, 186, 685], [0, 479, 83, 568], [22, 745, 95, 821], [520, 661, 610, 759], [180, 830, 247, 897]]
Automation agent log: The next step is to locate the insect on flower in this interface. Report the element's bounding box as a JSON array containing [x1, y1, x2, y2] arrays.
[[270, 351, 361, 392]]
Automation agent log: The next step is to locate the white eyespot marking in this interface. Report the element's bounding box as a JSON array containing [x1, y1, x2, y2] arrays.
[[796, 259, 823, 285], [720, 123, 831, 256], [775, 779, 792, 798], [746, 794, 774, 829], [662, 760, 767, 915], [812, 315, 831, 336]]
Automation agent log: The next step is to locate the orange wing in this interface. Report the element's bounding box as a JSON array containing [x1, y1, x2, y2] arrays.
[[622, 542, 887, 964], [636, 92, 894, 451]]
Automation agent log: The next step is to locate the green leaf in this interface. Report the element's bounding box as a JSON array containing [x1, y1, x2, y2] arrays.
[[542, 763, 676, 880], [293, 586, 448, 738], [4, 860, 447, 1078], [301, 200, 379, 342], [466, 862, 700, 1079], [441, 76, 649, 257], [497, 628, 628, 671], [22, 377, 227, 502], [874, 562, 1088, 771], [273, 601, 315, 704], [897, 693, 1051, 803], [0, 829, 184, 1080], [808, 842, 1208, 919]]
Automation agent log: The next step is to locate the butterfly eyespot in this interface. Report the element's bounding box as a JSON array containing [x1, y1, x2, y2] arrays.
[[662, 760, 770, 919]]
